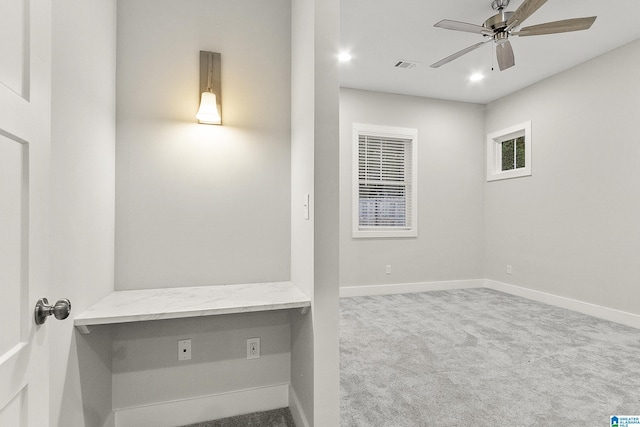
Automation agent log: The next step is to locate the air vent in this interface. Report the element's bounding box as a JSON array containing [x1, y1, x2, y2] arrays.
[[394, 60, 418, 69]]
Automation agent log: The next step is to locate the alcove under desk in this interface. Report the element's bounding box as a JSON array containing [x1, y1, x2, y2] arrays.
[[74, 281, 311, 334]]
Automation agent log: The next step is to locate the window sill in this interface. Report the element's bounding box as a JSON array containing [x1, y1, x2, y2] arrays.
[[353, 229, 417, 238], [487, 167, 532, 182]]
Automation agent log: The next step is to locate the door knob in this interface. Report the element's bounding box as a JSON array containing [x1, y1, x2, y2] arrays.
[[34, 298, 71, 325]]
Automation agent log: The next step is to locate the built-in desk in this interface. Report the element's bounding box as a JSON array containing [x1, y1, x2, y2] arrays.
[[74, 281, 311, 334]]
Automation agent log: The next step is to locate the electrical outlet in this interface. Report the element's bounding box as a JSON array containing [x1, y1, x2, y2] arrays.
[[247, 338, 260, 360], [178, 339, 192, 361], [385, 265, 392, 275], [507, 265, 512, 275]]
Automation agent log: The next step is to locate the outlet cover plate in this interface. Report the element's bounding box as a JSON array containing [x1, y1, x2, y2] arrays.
[[247, 337, 260, 360], [178, 339, 192, 361]]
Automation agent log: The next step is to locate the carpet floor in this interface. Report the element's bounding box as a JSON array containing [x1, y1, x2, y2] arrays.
[[340, 288, 640, 426], [179, 407, 295, 427]]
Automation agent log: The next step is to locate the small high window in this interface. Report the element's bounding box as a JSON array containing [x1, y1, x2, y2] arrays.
[[487, 121, 531, 181], [352, 123, 418, 238], [501, 136, 526, 171]]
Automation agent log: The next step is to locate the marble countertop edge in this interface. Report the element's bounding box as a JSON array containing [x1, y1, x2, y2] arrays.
[[73, 281, 311, 328], [74, 300, 310, 326]]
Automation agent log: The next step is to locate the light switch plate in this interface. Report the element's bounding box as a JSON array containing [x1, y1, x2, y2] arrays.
[[303, 194, 310, 220]]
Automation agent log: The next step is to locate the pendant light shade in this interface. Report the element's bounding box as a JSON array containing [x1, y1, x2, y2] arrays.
[[196, 91, 221, 125], [196, 51, 222, 125]]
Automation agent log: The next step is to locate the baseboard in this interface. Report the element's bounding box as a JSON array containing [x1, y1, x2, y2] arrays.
[[104, 411, 115, 427], [114, 383, 289, 427], [339, 279, 484, 298], [288, 384, 310, 427], [340, 278, 640, 330], [485, 279, 640, 329]]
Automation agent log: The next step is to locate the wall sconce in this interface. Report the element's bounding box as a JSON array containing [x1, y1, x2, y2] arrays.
[[196, 51, 222, 125]]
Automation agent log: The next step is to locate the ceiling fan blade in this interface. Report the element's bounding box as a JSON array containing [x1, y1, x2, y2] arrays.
[[506, 0, 548, 30], [513, 16, 597, 36], [496, 40, 515, 71], [430, 39, 492, 68], [434, 19, 494, 36]]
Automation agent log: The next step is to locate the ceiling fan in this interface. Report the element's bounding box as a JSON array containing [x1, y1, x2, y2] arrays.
[[430, 0, 597, 71]]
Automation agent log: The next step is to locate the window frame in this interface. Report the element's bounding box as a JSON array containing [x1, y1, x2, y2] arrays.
[[486, 121, 532, 182], [352, 123, 418, 239]]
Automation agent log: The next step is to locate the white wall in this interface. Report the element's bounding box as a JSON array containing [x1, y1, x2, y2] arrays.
[[484, 38, 640, 315], [50, 0, 117, 426], [339, 88, 486, 288], [115, 0, 292, 290]]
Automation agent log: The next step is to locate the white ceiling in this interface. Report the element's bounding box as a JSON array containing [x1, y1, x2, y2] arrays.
[[340, 0, 640, 104]]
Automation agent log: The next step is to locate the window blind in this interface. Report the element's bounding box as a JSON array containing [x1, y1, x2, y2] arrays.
[[358, 134, 412, 229]]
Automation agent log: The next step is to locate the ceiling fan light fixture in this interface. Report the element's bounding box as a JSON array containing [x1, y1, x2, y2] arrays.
[[431, 0, 597, 71]]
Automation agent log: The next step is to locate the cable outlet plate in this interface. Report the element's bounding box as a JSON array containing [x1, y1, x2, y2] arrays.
[[178, 339, 192, 361], [247, 338, 260, 359]]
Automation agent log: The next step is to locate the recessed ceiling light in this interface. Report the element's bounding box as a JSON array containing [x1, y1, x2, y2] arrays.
[[470, 73, 484, 82], [338, 52, 352, 62]]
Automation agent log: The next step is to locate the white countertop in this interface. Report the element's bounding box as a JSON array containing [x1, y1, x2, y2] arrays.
[[74, 281, 310, 332]]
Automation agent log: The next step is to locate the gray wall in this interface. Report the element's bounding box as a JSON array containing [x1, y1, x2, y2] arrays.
[[485, 38, 640, 315], [309, 1, 341, 424], [290, 0, 316, 422], [111, 312, 291, 408], [50, 0, 117, 425], [339, 88, 486, 287], [115, 0, 291, 290], [112, 0, 295, 415], [340, 39, 640, 317], [290, 0, 341, 424], [50, 1, 639, 423]]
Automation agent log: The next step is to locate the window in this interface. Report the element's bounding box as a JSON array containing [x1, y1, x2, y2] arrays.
[[487, 121, 531, 181], [352, 123, 418, 238], [501, 136, 525, 171]]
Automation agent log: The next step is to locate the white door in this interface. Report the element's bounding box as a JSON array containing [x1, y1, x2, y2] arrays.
[[0, 0, 52, 425]]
